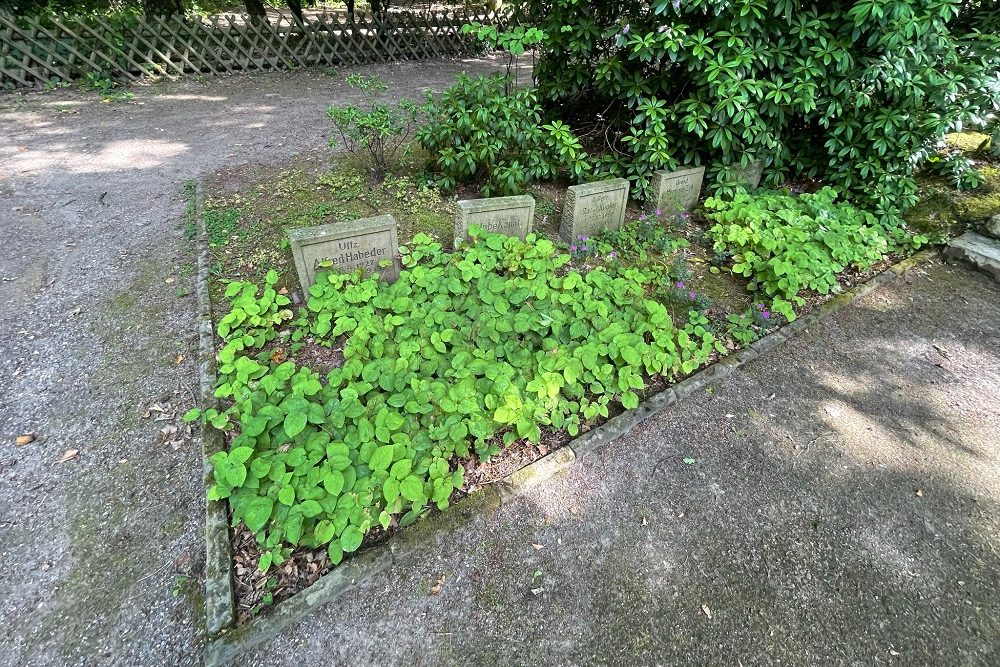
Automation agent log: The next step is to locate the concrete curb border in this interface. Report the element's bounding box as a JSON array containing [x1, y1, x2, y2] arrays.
[[190, 180, 236, 636], [195, 210, 936, 664]]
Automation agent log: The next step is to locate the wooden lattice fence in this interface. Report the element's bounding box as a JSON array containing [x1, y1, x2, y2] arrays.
[[0, 10, 509, 90]]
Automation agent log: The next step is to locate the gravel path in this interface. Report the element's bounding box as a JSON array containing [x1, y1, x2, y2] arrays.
[[0, 59, 499, 667]]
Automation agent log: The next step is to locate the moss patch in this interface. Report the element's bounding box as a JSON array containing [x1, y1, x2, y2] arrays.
[[906, 165, 1000, 241], [944, 131, 992, 155], [204, 156, 458, 297], [954, 165, 1000, 222]]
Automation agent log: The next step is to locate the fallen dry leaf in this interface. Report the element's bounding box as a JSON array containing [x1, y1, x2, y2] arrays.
[[15, 433, 35, 446], [165, 277, 175, 284], [429, 575, 444, 596], [531, 543, 545, 551], [175, 354, 185, 365], [701, 604, 712, 619], [916, 489, 924, 497], [57, 449, 79, 463]]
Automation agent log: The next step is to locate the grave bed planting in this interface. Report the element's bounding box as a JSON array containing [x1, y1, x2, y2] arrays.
[[196, 157, 930, 623]]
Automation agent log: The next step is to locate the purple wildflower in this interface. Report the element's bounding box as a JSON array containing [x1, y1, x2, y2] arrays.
[[655, 209, 663, 216], [622, 23, 630, 35], [570, 244, 578, 252], [640, 213, 648, 220], [689, 291, 697, 300], [672, 0, 680, 10], [582, 245, 589, 252], [609, 252, 617, 259], [762, 311, 771, 319], [676, 281, 684, 289]]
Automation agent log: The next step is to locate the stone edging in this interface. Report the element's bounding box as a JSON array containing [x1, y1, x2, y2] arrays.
[[190, 180, 236, 636], [194, 199, 936, 664]]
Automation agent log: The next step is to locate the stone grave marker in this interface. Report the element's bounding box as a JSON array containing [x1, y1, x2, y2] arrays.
[[651, 165, 705, 213], [560, 178, 630, 243], [288, 214, 400, 290], [732, 160, 764, 190], [455, 194, 535, 247]]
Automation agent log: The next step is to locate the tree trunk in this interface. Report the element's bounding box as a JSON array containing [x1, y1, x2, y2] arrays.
[[244, 0, 267, 22], [287, 0, 304, 22], [143, 0, 184, 17]]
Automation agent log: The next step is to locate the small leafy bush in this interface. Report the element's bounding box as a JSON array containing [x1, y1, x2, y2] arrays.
[[327, 74, 421, 181], [190, 228, 721, 571], [927, 152, 985, 191], [705, 188, 924, 310], [415, 74, 591, 196]]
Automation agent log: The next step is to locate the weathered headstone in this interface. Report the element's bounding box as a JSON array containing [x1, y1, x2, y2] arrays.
[[560, 178, 630, 243], [288, 214, 400, 289], [651, 165, 705, 213], [731, 160, 764, 190], [455, 195, 535, 247]]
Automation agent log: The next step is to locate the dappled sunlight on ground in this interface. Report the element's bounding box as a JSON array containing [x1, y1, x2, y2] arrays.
[[0, 137, 190, 175], [151, 94, 230, 102], [0, 60, 507, 667]]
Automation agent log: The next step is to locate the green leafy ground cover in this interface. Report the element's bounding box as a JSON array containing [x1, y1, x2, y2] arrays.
[[193, 177, 929, 590], [705, 187, 925, 309], [194, 224, 728, 572]]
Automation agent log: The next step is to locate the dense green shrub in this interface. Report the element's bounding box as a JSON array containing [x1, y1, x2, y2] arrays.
[[705, 187, 925, 309], [525, 0, 1000, 216], [415, 74, 591, 196], [189, 228, 720, 570]]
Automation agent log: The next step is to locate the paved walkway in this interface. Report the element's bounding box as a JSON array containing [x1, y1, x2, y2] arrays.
[[2, 65, 999, 667]]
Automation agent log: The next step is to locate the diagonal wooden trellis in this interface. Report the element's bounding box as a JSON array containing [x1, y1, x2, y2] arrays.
[[0, 9, 512, 90]]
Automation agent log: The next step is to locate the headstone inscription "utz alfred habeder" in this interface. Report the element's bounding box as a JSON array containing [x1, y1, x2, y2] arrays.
[[288, 214, 400, 289]]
